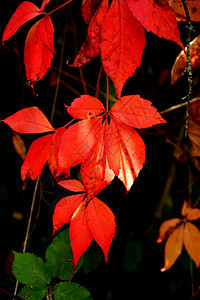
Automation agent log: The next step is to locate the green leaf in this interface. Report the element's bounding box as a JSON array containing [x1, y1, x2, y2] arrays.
[[12, 252, 51, 288], [53, 281, 92, 300], [123, 240, 143, 272], [18, 286, 48, 300], [45, 228, 83, 280]]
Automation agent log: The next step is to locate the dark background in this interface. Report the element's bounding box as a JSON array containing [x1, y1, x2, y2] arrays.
[[1, 1, 200, 299]]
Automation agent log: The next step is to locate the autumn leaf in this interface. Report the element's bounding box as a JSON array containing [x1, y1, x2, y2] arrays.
[[82, 0, 102, 24], [53, 179, 116, 267], [40, 0, 51, 11], [58, 94, 165, 191], [24, 15, 55, 89], [188, 99, 200, 157], [169, 0, 200, 22], [100, 0, 145, 99], [171, 35, 200, 85], [72, 0, 109, 67], [183, 222, 200, 267], [12, 132, 26, 160], [126, 0, 184, 49], [2, 1, 42, 45], [3, 107, 55, 134]]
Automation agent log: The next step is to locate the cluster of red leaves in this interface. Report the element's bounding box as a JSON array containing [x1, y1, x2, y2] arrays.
[[157, 200, 200, 271], [2, 0, 187, 266]]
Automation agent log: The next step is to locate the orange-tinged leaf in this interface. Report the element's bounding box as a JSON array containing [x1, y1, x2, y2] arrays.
[[105, 118, 145, 191], [187, 209, 200, 221], [21, 134, 53, 180], [58, 116, 102, 171], [66, 95, 105, 119], [24, 15, 55, 87], [188, 99, 200, 157], [100, 0, 145, 99], [87, 197, 116, 261], [184, 222, 200, 267], [181, 200, 191, 217], [58, 179, 86, 193], [171, 35, 200, 85], [53, 194, 85, 233], [110, 95, 166, 128], [157, 218, 182, 243], [72, 0, 108, 67], [2, 1, 41, 44], [12, 132, 26, 160], [3, 107, 55, 134], [169, 0, 200, 22], [161, 223, 184, 271], [127, 0, 184, 49], [70, 199, 93, 267]]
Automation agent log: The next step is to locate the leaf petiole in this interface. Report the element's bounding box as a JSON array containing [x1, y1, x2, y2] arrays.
[[47, 0, 73, 16]]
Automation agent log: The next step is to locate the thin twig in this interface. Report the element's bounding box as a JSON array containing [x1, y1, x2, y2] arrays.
[[160, 97, 200, 115], [47, 0, 73, 16]]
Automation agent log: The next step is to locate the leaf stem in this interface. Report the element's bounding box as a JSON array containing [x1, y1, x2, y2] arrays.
[[63, 117, 76, 128], [47, 0, 73, 16]]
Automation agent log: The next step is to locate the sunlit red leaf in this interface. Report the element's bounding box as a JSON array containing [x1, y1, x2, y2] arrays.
[[82, 0, 102, 24], [53, 194, 85, 233], [21, 134, 53, 180], [171, 35, 200, 85], [87, 197, 116, 261], [41, 0, 51, 11], [157, 218, 182, 243], [105, 118, 145, 191], [24, 15, 55, 88], [126, 0, 184, 49], [169, 0, 200, 22], [2, 1, 41, 44], [58, 117, 102, 171], [110, 95, 166, 128], [100, 0, 145, 99], [161, 223, 184, 271], [184, 222, 200, 267], [3, 107, 55, 134], [72, 0, 108, 67], [66, 95, 105, 119], [58, 179, 86, 193], [70, 199, 93, 267], [12, 132, 26, 160]]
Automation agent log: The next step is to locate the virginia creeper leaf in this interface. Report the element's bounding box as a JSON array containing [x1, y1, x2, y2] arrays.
[[126, 0, 184, 49], [58, 179, 86, 192], [157, 218, 182, 243], [53, 281, 91, 300], [184, 222, 200, 268], [66, 95, 105, 119], [12, 251, 51, 288], [12, 132, 26, 160], [161, 223, 184, 271], [70, 199, 93, 267], [87, 197, 116, 261], [3, 107, 55, 134], [82, 0, 102, 24], [105, 118, 145, 191], [110, 95, 166, 128], [187, 208, 200, 221], [2, 1, 41, 44], [72, 0, 108, 67], [100, 0, 145, 98], [41, 0, 51, 11], [21, 134, 53, 180], [24, 15, 55, 88], [53, 194, 85, 233], [169, 0, 200, 22]]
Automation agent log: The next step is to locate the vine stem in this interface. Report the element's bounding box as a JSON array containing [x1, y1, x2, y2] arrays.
[[47, 0, 73, 16], [181, 0, 193, 137]]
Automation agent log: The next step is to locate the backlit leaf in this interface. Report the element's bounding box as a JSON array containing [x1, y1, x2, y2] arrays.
[[169, 0, 200, 22], [184, 222, 200, 267], [157, 218, 182, 243]]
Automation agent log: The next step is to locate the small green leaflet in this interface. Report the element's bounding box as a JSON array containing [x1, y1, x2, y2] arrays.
[[53, 281, 92, 300]]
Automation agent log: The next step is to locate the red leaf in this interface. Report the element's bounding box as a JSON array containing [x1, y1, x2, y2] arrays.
[[3, 107, 55, 134], [58, 179, 86, 193], [105, 118, 145, 191], [53, 194, 85, 233], [21, 134, 53, 180], [100, 0, 145, 98], [41, 0, 51, 11], [2, 1, 41, 44], [87, 197, 116, 261], [58, 116, 102, 171], [126, 0, 184, 49], [24, 15, 55, 87], [72, 0, 108, 67], [70, 199, 93, 267], [110, 95, 166, 128], [66, 95, 105, 119], [82, 0, 102, 24]]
